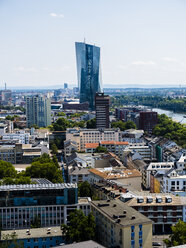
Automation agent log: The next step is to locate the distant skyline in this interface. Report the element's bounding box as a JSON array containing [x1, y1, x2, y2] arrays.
[[1, 0, 186, 88]]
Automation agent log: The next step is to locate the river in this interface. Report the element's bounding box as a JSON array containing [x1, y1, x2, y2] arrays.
[[151, 108, 186, 124]]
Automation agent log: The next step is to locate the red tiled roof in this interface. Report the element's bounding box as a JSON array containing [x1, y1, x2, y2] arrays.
[[85, 143, 99, 149]]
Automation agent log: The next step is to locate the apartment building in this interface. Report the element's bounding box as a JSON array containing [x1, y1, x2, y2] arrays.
[[91, 199, 152, 248], [85, 141, 129, 158], [0, 183, 91, 230], [2, 131, 30, 144], [163, 169, 186, 196], [126, 193, 183, 234], [66, 128, 121, 151], [142, 162, 174, 189], [69, 167, 90, 183], [124, 145, 152, 160]]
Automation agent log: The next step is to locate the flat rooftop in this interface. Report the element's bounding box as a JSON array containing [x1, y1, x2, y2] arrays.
[[58, 240, 106, 248], [1, 226, 62, 240], [91, 199, 152, 227], [0, 183, 77, 191]]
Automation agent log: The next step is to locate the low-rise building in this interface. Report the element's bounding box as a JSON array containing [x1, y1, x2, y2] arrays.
[[85, 141, 129, 158], [142, 162, 174, 189], [163, 169, 186, 196], [69, 167, 90, 183], [89, 167, 142, 191], [1, 226, 64, 248], [91, 199, 152, 248]]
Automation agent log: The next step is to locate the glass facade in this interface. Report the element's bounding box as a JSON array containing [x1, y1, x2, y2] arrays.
[[0, 187, 78, 207], [75, 42, 102, 110]]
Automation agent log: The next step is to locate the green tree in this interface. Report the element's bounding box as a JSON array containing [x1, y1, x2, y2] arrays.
[[164, 220, 186, 247], [0, 161, 17, 179], [94, 146, 107, 153], [61, 210, 95, 243], [57, 112, 66, 116], [87, 118, 96, 129], [52, 118, 70, 131], [78, 181, 92, 197], [125, 120, 136, 129], [51, 143, 58, 155], [25, 153, 63, 183]]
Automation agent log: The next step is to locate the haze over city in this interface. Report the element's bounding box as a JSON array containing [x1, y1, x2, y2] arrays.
[[1, 0, 186, 88]]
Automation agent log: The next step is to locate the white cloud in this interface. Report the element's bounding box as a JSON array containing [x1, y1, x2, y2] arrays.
[[162, 57, 178, 62], [49, 12, 64, 18], [58, 66, 70, 72], [131, 60, 156, 66], [13, 66, 37, 72], [117, 65, 127, 70]]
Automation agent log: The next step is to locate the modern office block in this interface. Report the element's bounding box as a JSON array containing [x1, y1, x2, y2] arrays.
[[0, 183, 90, 230], [64, 83, 68, 89], [75, 42, 102, 110], [95, 92, 110, 128], [26, 95, 51, 128], [139, 111, 158, 134]]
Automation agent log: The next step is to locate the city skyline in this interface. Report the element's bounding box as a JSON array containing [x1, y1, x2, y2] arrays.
[[1, 0, 186, 88]]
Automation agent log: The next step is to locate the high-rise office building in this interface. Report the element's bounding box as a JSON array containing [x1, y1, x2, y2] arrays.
[[95, 92, 110, 128], [64, 83, 68, 89], [75, 42, 102, 110], [139, 111, 158, 134], [26, 95, 51, 128]]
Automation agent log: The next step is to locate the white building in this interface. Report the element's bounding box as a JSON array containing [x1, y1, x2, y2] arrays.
[[163, 169, 186, 195], [123, 144, 152, 160], [69, 167, 90, 183], [142, 162, 174, 189], [2, 131, 30, 144]]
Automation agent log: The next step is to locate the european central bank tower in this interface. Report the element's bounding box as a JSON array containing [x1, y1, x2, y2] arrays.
[[75, 42, 102, 110]]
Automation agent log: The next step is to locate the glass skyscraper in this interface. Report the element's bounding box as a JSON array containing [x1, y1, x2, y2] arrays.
[[75, 42, 102, 110]]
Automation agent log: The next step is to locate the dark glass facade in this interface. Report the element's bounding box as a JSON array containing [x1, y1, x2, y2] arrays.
[[0, 187, 78, 207], [75, 42, 102, 110]]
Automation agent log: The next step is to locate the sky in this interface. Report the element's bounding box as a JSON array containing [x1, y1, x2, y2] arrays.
[[1, 0, 186, 88]]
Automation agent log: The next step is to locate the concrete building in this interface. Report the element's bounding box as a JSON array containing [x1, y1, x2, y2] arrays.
[[95, 92, 110, 128], [85, 141, 129, 158], [26, 95, 51, 128], [2, 131, 30, 144], [126, 193, 183, 234], [66, 128, 121, 152], [163, 169, 186, 195], [1, 226, 64, 248], [69, 167, 90, 183], [123, 145, 152, 161], [142, 162, 175, 190], [0, 183, 91, 230], [91, 199, 152, 248]]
